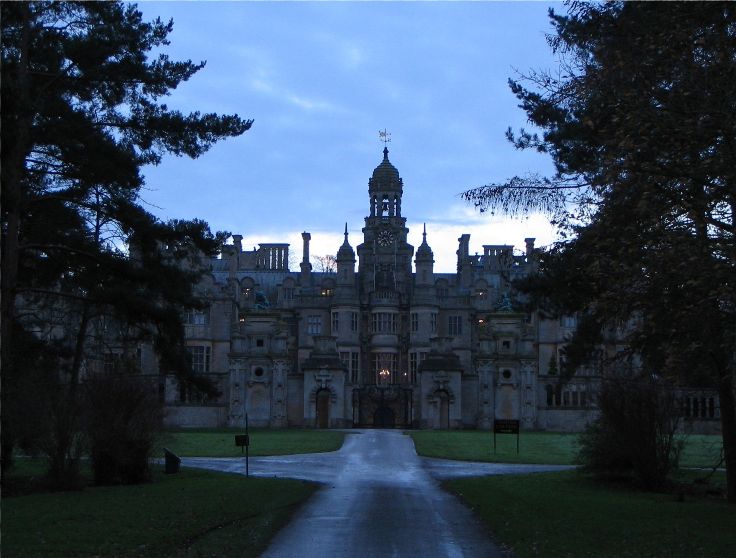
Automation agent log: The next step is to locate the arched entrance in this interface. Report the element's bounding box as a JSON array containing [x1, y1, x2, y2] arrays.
[[373, 405, 396, 428], [316, 389, 330, 428]]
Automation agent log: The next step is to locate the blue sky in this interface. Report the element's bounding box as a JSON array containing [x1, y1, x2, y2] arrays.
[[139, 1, 563, 272]]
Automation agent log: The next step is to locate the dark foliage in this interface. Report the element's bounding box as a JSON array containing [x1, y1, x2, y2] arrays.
[[1, 1, 250, 483], [464, 1, 736, 500], [84, 375, 162, 485], [578, 374, 683, 491]]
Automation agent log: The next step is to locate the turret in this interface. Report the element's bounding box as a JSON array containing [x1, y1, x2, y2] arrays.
[[415, 224, 434, 286], [336, 223, 356, 285]]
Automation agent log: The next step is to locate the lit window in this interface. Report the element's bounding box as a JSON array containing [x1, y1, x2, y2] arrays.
[[372, 353, 396, 383], [321, 288, 333, 297]]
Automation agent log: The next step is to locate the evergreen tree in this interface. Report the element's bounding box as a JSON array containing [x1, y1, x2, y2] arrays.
[[1, 2, 252, 479], [463, 2, 736, 500]]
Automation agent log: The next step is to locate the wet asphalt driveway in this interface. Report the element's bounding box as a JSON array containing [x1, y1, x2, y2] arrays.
[[181, 430, 572, 558]]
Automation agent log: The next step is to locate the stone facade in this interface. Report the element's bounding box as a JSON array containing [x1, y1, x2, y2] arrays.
[[160, 148, 720, 432]]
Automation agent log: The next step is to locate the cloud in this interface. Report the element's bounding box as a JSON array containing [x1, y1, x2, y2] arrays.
[[250, 209, 557, 275], [248, 75, 344, 114]]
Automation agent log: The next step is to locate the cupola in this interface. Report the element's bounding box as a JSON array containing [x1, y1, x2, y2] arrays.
[[368, 148, 403, 218]]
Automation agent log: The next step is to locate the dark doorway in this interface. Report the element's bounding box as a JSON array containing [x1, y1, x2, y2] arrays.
[[316, 389, 330, 428], [438, 390, 450, 429], [373, 405, 396, 428]]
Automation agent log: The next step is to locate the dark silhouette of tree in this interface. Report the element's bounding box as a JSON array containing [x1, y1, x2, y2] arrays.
[[1, 2, 252, 481], [463, 2, 736, 500]]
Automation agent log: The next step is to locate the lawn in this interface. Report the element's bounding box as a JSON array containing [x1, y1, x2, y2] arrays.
[[446, 470, 735, 558], [408, 430, 724, 468], [1, 464, 317, 558], [159, 428, 346, 457]]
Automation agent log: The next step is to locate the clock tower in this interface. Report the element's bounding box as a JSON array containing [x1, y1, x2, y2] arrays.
[[356, 146, 414, 296]]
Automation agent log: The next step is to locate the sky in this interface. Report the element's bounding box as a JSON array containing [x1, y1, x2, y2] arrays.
[[138, 1, 564, 272]]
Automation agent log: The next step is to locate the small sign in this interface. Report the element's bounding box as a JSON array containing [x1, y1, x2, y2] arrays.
[[493, 419, 520, 454], [494, 419, 520, 434], [235, 434, 250, 447]]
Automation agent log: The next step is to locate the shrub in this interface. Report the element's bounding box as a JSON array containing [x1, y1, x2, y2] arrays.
[[84, 375, 163, 485], [578, 374, 683, 491]]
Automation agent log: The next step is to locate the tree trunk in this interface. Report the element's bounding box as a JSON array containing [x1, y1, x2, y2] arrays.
[[718, 375, 736, 502], [1, 2, 32, 475]]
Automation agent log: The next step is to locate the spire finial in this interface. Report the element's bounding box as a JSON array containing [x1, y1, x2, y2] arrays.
[[423, 222, 427, 238], [379, 128, 391, 146], [379, 129, 391, 159], [344, 222, 349, 238]]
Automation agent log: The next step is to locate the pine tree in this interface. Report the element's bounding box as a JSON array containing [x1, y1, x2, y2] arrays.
[[1, 2, 252, 480], [464, 2, 736, 500]]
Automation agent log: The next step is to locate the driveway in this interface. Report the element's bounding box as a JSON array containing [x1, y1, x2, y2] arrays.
[[181, 430, 572, 558]]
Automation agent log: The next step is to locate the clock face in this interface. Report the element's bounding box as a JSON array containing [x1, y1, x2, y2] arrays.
[[377, 230, 395, 247]]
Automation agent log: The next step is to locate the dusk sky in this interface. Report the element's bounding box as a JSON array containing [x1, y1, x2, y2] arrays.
[[138, 1, 563, 272]]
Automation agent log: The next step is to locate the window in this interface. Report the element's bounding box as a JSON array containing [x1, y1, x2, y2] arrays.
[[331, 312, 339, 334], [560, 315, 577, 328], [436, 287, 449, 298], [430, 313, 437, 333], [184, 308, 209, 325], [187, 346, 211, 374], [682, 395, 717, 419], [350, 312, 359, 332], [282, 287, 294, 300], [351, 352, 359, 383], [409, 352, 426, 384], [448, 315, 462, 336], [340, 351, 361, 384], [372, 352, 396, 383], [321, 288, 333, 297], [372, 312, 397, 333], [255, 338, 264, 348], [307, 315, 322, 335], [410, 312, 418, 333]]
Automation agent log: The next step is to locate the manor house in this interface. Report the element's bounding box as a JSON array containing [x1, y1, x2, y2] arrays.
[[158, 148, 718, 431]]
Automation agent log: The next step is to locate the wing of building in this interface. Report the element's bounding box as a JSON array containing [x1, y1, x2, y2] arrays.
[[154, 148, 720, 432]]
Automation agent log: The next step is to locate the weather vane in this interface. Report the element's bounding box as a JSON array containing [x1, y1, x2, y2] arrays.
[[378, 129, 391, 146]]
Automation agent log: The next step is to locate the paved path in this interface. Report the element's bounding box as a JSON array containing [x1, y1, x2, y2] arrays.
[[182, 430, 571, 557]]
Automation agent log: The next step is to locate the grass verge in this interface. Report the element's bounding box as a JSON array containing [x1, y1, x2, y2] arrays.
[[1, 464, 317, 558], [446, 470, 734, 558], [408, 430, 723, 468], [409, 430, 580, 465], [159, 428, 346, 457]]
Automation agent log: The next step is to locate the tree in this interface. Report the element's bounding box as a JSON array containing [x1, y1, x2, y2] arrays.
[[463, 2, 736, 500], [1, 2, 252, 481], [312, 254, 337, 273]]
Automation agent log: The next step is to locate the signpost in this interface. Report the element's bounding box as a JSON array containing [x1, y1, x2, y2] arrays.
[[493, 419, 520, 454], [235, 413, 250, 477]]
